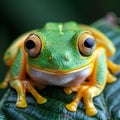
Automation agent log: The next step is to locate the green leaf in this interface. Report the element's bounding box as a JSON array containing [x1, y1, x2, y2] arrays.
[[1, 18, 120, 120]]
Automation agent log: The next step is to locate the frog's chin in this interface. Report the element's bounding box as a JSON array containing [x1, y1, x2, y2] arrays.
[[27, 63, 93, 86]]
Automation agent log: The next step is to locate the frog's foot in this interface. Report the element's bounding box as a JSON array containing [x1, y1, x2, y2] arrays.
[[25, 81, 47, 104], [65, 85, 89, 112], [11, 80, 47, 108], [64, 86, 80, 95], [16, 98, 27, 108], [65, 85, 103, 116], [10, 80, 27, 108], [107, 70, 117, 83], [66, 101, 78, 112], [83, 86, 103, 116], [86, 106, 97, 116], [107, 59, 120, 74]]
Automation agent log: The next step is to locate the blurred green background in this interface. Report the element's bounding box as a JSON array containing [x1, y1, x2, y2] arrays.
[[0, 0, 120, 98]]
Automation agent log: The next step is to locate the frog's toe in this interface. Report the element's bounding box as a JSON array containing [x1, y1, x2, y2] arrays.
[[64, 86, 80, 95], [107, 71, 117, 83], [66, 102, 77, 112], [36, 97, 47, 104], [86, 107, 97, 116], [16, 100, 27, 108], [64, 87, 73, 95], [107, 59, 120, 74]]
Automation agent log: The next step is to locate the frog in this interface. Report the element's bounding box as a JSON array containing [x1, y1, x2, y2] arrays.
[[0, 22, 120, 116]]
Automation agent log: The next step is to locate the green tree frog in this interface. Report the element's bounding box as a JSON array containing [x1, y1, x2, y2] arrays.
[[1, 22, 120, 116]]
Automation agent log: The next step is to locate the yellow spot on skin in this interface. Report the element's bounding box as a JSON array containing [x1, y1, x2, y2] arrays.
[[58, 24, 64, 35], [48, 56, 52, 61], [65, 55, 70, 60]]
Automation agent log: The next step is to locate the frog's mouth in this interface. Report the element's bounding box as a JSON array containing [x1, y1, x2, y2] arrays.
[[27, 62, 93, 75], [27, 63, 93, 86]]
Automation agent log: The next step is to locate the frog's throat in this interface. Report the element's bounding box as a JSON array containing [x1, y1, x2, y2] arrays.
[[27, 63, 93, 86], [26, 62, 93, 75]]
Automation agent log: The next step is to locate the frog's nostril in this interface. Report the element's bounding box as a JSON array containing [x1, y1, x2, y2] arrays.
[[48, 56, 52, 62], [48, 54, 71, 64], [65, 55, 70, 61]]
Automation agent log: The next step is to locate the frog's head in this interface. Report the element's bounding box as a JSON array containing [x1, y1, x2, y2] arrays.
[[24, 22, 96, 75]]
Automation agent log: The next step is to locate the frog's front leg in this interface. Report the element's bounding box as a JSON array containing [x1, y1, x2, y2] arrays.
[[10, 48, 47, 108], [82, 48, 107, 116], [65, 85, 89, 112], [65, 47, 108, 116], [10, 48, 27, 107], [10, 80, 27, 107]]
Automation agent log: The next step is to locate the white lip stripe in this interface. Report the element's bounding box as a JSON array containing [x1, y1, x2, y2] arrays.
[[28, 66, 91, 86]]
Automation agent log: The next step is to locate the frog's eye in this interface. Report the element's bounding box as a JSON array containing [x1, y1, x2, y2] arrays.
[[24, 34, 42, 57], [78, 32, 96, 56]]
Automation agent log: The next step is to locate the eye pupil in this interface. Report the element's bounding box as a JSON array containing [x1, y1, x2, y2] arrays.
[[26, 40, 35, 49], [84, 38, 95, 48]]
